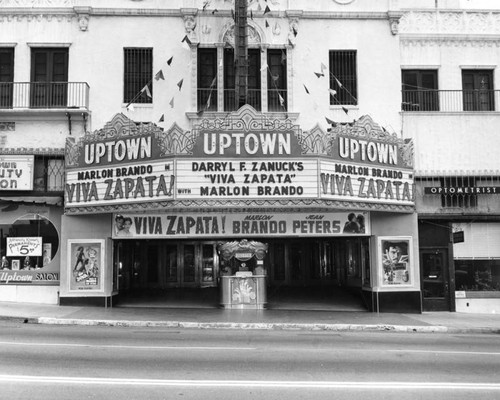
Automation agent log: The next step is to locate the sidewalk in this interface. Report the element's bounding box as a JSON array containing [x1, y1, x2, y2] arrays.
[[1, 301, 500, 334]]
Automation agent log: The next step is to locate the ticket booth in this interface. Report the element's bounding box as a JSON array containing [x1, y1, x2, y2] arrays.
[[218, 239, 268, 309]]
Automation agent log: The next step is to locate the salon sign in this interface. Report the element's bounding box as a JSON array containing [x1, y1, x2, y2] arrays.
[[0, 155, 34, 191]]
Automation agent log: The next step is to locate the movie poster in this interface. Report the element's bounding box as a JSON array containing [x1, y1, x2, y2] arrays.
[[379, 236, 412, 287], [68, 239, 104, 292]]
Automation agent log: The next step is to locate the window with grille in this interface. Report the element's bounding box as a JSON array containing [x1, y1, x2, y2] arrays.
[[329, 50, 357, 106], [197, 48, 217, 111], [402, 70, 439, 111], [223, 48, 261, 111], [0, 47, 14, 108], [124, 48, 153, 104], [34, 157, 64, 192], [440, 177, 478, 208], [267, 49, 287, 112]]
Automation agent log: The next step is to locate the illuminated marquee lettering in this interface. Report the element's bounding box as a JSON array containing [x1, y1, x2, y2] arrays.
[[203, 132, 291, 155]]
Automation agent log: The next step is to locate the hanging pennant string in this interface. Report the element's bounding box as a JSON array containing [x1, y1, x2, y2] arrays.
[[327, 70, 358, 105], [265, 64, 288, 115]]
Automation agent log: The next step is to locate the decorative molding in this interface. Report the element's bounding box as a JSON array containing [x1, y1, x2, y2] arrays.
[[399, 11, 500, 35], [220, 20, 264, 46], [400, 36, 500, 47], [0, 147, 64, 155], [0, 0, 72, 5], [0, 122, 15, 131], [65, 197, 415, 215], [74, 6, 90, 31]]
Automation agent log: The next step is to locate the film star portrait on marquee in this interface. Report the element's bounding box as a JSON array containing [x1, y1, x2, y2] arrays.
[[378, 236, 412, 287]]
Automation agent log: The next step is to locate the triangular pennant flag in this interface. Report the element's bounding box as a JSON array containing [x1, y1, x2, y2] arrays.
[[159, 114, 164, 122], [288, 38, 294, 46], [281, 51, 286, 64], [334, 77, 343, 88], [342, 106, 349, 115], [206, 93, 211, 108], [293, 26, 298, 37], [197, 109, 204, 117], [271, 74, 279, 82], [260, 62, 268, 72], [169, 97, 174, 108], [303, 84, 310, 94], [257, 4, 262, 11], [141, 85, 152, 98], [278, 94, 284, 106], [210, 76, 217, 87], [250, 10, 253, 20], [231, 9, 235, 20], [181, 35, 192, 45], [202, 0, 209, 11], [264, 5, 271, 14], [212, 9, 218, 14], [167, 56, 173, 66], [177, 79, 184, 91], [127, 104, 134, 112], [325, 116, 335, 125], [155, 70, 165, 81], [320, 63, 327, 72], [314, 72, 324, 78], [265, 20, 269, 28], [328, 89, 337, 97]]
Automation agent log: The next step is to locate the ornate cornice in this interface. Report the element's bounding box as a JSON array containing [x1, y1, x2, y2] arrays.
[[0, 147, 64, 155], [399, 10, 500, 36], [400, 35, 500, 47], [65, 198, 415, 215]]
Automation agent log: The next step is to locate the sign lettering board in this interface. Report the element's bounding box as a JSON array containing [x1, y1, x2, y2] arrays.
[[112, 211, 371, 239], [0, 155, 34, 191], [6, 237, 43, 257], [65, 109, 414, 211]]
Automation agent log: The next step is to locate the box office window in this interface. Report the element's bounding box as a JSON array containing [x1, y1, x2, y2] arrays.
[[124, 48, 153, 104]]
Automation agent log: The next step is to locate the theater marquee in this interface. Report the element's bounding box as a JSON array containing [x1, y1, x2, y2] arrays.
[[65, 107, 414, 213]]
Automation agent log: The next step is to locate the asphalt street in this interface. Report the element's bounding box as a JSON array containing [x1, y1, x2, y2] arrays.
[[1, 320, 499, 399]]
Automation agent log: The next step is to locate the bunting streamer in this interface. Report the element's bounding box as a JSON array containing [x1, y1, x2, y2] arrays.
[[155, 70, 165, 81], [303, 84, 310, 94], [314, 72, 324, 78], [169, 97, 174, 108], [321, 63, 327, 72], [141, 85, 152, 98], [167, 56, 173, 66], [328, 89, 337, 97], [159, 114, 164, 122], [334, 77, 343, 88], [265, 20, 269, 28], [177, 79, 184, 91], [264, 5, 271, 14], [342, 106, 349, 115]]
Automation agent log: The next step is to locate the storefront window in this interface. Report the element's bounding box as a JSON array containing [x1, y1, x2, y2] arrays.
[[455, 259, 500, 292], [0, 214, 59, 270]]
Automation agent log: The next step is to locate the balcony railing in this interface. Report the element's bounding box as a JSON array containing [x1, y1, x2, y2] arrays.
[[224, 89, 261, 111], [0, 82, 90, 110], [402, 89, 499, 112]]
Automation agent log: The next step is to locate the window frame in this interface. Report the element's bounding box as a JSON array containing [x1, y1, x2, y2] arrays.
[[123, 47, 153, 104], [329, 50, 358, 106], [401, 69, 439, 111]]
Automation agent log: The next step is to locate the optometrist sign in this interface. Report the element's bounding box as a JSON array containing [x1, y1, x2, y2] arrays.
[[112, 211, 371, 239]]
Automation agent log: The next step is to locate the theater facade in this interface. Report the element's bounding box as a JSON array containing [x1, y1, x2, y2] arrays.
[[60, 106, 420, 312]]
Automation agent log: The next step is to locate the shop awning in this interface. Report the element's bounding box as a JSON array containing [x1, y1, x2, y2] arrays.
[[0, 196, 63, 206]]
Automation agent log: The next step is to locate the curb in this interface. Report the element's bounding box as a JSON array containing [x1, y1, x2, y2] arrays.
[[37, 317, 454, 333]]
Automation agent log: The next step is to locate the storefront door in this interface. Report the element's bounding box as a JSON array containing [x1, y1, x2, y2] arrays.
[[420, 248, 451, 311]]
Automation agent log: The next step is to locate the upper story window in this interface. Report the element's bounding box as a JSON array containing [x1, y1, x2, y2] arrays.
[[329, 50, 357, 106], [197, 48, 218, 112], [124, 48, 153, 104], [0, 47, 14, 108], [196, 46, 287, 113], [267, 49, 286, 112], [223, 48, 261, 111], [402, 69, 438, 111], [462, 69, 494, 111], [34, 156, 65, 192], [31, 48, 68, 108]]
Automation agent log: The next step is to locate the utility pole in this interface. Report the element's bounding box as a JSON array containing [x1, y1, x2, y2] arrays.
[[234, 0, 248, 108]]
